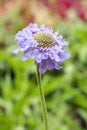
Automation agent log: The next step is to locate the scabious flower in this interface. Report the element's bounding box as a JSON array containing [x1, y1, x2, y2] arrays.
[[13, 23, 70, 73]]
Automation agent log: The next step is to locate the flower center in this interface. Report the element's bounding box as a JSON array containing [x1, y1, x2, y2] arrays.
[[34, 32, 55, 48]]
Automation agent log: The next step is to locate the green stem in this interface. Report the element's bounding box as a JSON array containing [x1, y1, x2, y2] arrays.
[[36, 64, 49, 130]]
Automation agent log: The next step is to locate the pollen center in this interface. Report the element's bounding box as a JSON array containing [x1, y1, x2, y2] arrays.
[[34, 32, 55, 48]]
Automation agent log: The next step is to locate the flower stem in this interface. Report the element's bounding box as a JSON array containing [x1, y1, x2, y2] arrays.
[[36, 64, 49, 130]]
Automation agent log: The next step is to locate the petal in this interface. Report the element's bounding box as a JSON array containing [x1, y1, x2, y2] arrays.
[[41, 52, 48, 59], [36, 53, 42, 63], [54, 62, 62, 70], [21, 47, 39, 61], [46, 58, 55, 70], [28, 23, 39, 33], [21, 55, 28, 61], [12, 48, 19, 54], [39, 60, 47, 73], [58, 52, 70, 61], [40, 24, 45, 31], [63, 41, 69, 46], [15, 31, 24, 41], [24, 47, 39, 59], [57, 35, 63, 41]]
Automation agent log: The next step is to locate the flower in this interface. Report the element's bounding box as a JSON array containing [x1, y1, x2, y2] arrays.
[[13, 23, 70, 73]]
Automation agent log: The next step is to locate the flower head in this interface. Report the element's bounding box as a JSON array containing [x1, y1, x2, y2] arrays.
[[13, 23, 70, 73]]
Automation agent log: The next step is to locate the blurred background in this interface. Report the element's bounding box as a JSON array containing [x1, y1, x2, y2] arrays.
[[0, 0, 87, 130]]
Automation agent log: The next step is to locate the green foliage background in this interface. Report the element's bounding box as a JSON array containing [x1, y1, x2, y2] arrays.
[[0, 3, 87, 130]]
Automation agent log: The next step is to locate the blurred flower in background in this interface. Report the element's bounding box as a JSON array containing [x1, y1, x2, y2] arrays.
[[39, 0, 87, 22], [0, 0, 87, 130]]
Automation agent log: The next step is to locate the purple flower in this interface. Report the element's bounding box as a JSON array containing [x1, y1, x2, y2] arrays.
[[13, 23, 70, 73]]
